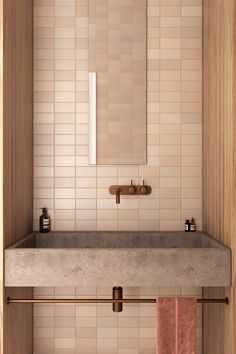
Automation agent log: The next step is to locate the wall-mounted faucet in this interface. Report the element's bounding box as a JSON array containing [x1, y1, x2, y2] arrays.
[[116, 188, 121, 204], [110, 180, 152, 204]]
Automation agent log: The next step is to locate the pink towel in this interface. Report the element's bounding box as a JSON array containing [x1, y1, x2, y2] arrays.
[[156, 297, 197, 354]]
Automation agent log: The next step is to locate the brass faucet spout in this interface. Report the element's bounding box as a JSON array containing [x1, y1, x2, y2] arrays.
[[116, 188, 121, 204]]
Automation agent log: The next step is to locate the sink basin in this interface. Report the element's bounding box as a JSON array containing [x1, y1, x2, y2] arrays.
[[5, 231, 231, 287]]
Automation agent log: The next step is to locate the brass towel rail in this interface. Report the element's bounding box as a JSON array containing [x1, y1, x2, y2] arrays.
[[7, 297, 229, 304], [7, 286, 229, 312]]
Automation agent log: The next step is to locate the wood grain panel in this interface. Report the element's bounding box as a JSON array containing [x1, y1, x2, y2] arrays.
[[3, 288, 33, 354], [3, 0, 33, 248], [202, 0, 236, 352], [0, 0, 33, 353]]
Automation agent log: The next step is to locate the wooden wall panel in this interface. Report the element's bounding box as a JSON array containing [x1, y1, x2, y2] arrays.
[[3, 0, 33, 248], [202, 0, 236, 353], [3, 288, 33, 354], [0, 0, 33, 353]]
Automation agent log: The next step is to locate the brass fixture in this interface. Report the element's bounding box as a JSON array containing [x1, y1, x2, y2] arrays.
[[128, 180, 136, 194], [109, 180, 152, 203], [116, 188, 121, 204], [7, 297, 229, 305], [113, 286, 123, 312], [7, 291, 229, 314], [140, 180, 148, 194]]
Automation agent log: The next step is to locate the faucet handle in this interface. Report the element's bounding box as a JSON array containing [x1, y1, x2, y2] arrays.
[[128, 180, 136, 194], [140, 180, 148, 194]]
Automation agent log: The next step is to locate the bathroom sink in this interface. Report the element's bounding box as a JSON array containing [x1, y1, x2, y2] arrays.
[[5, 231, 231, 287]]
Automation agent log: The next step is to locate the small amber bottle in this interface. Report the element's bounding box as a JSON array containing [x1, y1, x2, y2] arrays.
[[190, 217, 196, 232], [185, 219, 191, 232], [39, 208, 50, 233]]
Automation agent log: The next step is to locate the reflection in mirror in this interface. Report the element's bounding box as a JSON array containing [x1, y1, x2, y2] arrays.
[[89, 0, 147, 165]]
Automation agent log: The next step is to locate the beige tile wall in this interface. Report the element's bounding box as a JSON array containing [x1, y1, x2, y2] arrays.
[[34, 286, 202, 354], [33, 0, 202, 353], [33, 0, 202, 232]]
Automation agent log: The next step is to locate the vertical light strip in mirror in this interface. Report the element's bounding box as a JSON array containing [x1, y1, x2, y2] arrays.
[[89, 72, 96, 164]]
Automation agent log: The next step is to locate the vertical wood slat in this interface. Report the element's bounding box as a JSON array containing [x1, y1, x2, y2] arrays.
[[203, 0, 236, 353], [0, 0, 33, 353]]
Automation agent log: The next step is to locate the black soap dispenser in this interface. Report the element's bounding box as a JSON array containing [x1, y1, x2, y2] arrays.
[[39, 208, 50, 233], [190, 217, 196, 232], [185, 219, 191, 232]]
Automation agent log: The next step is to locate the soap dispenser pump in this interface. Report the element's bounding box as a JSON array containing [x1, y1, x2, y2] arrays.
[[39, 208, 50, 233]]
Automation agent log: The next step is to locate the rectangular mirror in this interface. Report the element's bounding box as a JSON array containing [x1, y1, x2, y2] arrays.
[[89, 0, 147, 165]]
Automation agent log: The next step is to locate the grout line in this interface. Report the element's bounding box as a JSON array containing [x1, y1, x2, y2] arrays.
[[138, 286, 140, 354], [96, 286, 97, 354], [158, 1, 161, 231], [53, 2, 56, 353], [181, 0, 183, 231], [74, 286, 76, 354], [53, 0, 56, 233], [74, 0, 77, 232], [53, 286, 55, 354]]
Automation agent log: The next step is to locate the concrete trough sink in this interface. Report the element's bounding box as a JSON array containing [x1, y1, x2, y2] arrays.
[[5, 231, 231, 287]]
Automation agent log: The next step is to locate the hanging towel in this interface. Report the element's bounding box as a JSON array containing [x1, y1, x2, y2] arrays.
[[156, 297, 197, 354]]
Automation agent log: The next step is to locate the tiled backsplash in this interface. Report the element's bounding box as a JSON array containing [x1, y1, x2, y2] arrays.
[[34, 286, 202, 354], [33, 0, 202, 232], [33, 0, 202, 353]]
